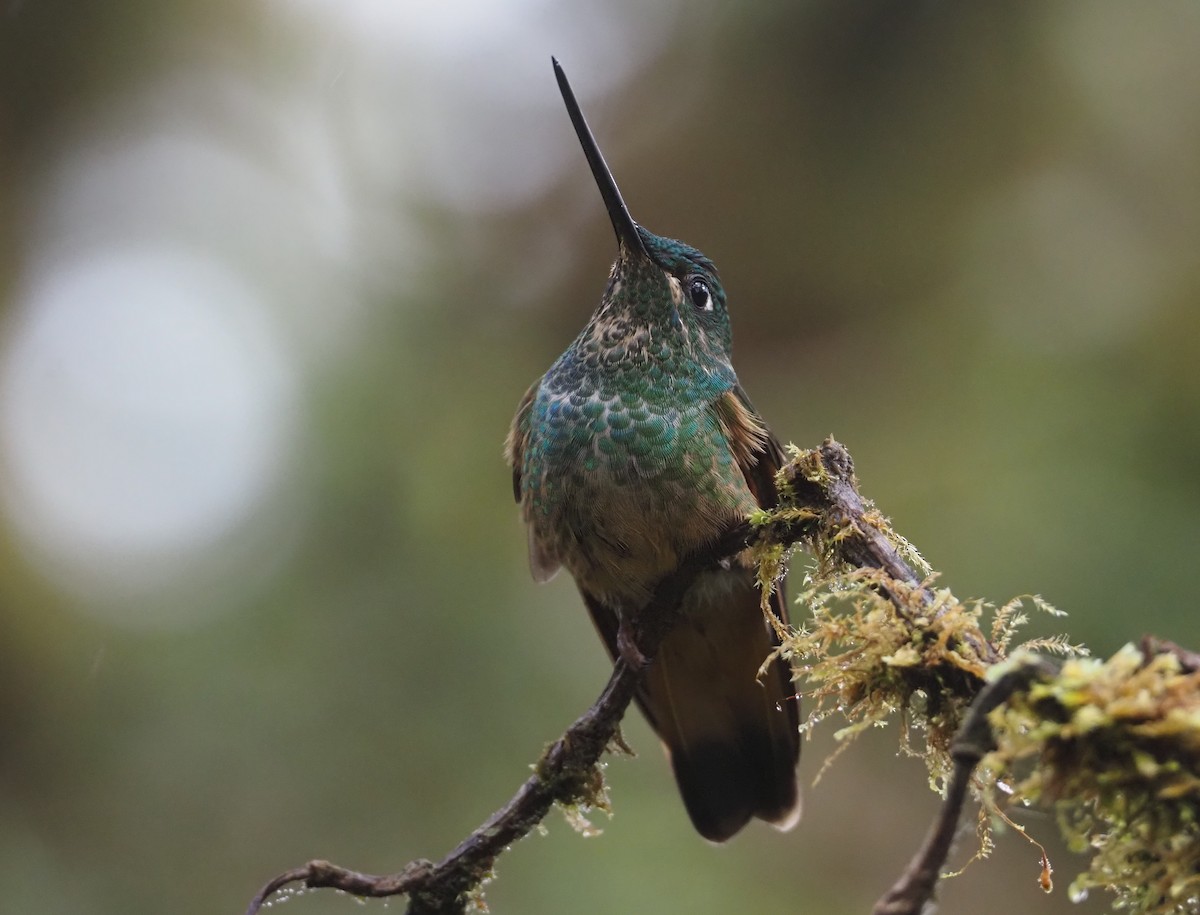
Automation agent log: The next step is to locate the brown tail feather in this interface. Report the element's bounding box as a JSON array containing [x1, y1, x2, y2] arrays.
[[581, 570, 801, 842]]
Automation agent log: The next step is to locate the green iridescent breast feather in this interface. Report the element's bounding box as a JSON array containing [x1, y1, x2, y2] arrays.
[[515, 231, 757, 548]]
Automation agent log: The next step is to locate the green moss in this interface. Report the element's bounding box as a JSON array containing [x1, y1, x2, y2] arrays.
[[777, 568, 993, 791], [984, 647, 1200, 913], [745, 442, 1199, 909]]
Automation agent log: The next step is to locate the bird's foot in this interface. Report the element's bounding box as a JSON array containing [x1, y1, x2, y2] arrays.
[[616, 617, 650, 673]]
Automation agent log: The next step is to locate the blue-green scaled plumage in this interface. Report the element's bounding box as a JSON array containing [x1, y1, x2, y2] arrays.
[[506, 59, 800, 842], [516, 232, 759, 601]]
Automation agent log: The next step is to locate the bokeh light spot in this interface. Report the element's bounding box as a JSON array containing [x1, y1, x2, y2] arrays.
[[0, 245, 298, 618]]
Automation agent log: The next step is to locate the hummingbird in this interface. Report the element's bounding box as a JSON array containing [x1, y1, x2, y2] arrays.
[[505, 58, 800, 842]]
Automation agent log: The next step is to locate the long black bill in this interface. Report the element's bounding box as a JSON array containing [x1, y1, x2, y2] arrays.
[[552, 57, 650, 259]]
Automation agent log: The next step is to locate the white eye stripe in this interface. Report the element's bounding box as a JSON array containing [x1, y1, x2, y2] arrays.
[[666, 275, 684, 305]]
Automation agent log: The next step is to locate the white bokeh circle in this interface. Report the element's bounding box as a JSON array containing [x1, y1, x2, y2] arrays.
[[0, 245, 298, 616]]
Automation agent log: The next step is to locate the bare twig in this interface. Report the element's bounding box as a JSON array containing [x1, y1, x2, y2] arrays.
[[872, 659, 1056, 915], [1140, 635, 1200, 673], [244, 663, 645, 914], [244, 520, 756, 915], [246, 657, 647, 915]]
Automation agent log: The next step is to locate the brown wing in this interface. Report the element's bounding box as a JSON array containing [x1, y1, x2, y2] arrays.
[[505, 381, 538, 503], [581, 573, 800, 842], [506, 380, 562, 582], [713, 382, 794, 642], [711, 384, 786, 510]]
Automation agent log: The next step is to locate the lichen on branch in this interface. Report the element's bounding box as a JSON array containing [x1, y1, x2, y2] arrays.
[[752, 439, 1200, 915], [984, 646, 1200, 911]]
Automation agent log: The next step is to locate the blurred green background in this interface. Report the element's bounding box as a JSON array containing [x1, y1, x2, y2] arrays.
[[1, 2, 1197, 913]]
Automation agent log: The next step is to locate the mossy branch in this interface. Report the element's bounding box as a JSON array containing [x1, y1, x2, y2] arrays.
[[753, 439, 1200, 915], [245, 438, 1200, 915]]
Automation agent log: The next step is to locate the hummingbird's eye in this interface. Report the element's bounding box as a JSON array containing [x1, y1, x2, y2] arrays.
[[687, 277, 713, 312]]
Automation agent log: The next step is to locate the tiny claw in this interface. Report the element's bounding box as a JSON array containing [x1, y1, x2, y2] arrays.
[[608, 724, 637, 757], [616, 617, 650, 672]]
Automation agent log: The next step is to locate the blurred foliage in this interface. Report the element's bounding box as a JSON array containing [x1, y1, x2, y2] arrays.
[[1, 2, 1198, 914]]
